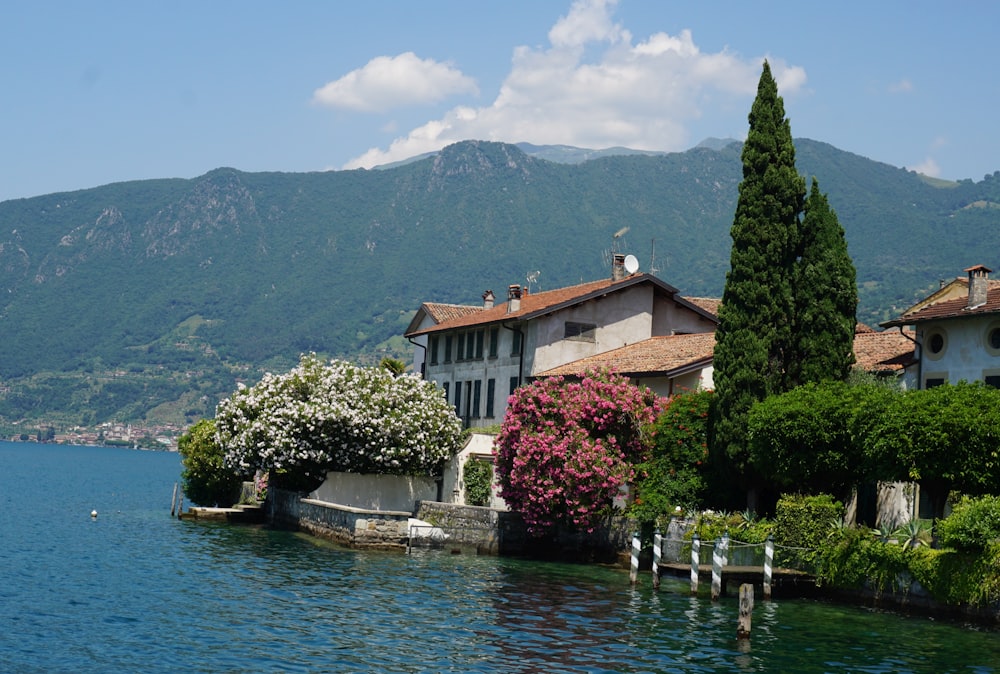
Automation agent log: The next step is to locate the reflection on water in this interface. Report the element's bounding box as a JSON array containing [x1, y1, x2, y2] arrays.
[[1, 442, 997, 673]]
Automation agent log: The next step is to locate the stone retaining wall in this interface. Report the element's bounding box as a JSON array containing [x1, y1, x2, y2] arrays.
[[270, 489, 410, 551]]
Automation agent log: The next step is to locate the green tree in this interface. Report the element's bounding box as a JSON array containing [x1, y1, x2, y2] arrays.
[[631, 390, 713, 523], [866, 382, 1000, 519], [711, 61, 805, 500], [179, 418, 243, 507], [747, 380, 891, 500], [790, 178, 857, 386]]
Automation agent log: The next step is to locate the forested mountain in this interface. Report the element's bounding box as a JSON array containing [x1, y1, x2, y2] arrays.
[[1, 138, 998, 433]]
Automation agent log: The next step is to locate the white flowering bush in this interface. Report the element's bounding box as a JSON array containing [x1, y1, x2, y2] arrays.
[[216, 354, 463, 484]]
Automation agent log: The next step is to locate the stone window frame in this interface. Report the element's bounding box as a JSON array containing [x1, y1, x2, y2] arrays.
[[985, 320, 1000, 357], [923, 326, 947, 361]]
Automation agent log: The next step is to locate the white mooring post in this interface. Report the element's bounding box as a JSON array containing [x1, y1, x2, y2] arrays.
[[652, 529, 662, 591], [690, 533, 701, 595], [630, 531, 640, 585], [711, 537, 723, 601], [763, 534, 774, 600]]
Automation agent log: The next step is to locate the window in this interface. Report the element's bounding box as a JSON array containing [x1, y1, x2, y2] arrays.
[[465, 331, 475, 360], [472, 380, 482, 418], [985, 321, 1000, 356], [429, 336, 439, 365], [986, 376, 1000, 389], [457, 333, 466, 362], [454, 380, 462, 416], [442, 381, 450, 401], [475, 330, 485, 359], [444, 335, 453, 363], [511, 330, 522, 356], [925, 378, 945, 388], [564, 321, 597, 342], [509, 376, 519, 397], [488, 327, 499, 358], [486, 379, 496, 418], [924, 328, 946, 361]]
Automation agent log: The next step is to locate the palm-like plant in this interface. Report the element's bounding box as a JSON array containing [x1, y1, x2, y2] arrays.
[[893, 519, 932, 548]]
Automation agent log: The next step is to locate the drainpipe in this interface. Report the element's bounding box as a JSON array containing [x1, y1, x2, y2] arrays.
[[407, 336, 427, 379]]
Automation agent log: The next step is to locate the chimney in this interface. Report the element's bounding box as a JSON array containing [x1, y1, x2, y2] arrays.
[[966, 264, 992, 309], [612, 253, 626, 281], [507, 284, 522, 313], [482, 289, 495, 309]]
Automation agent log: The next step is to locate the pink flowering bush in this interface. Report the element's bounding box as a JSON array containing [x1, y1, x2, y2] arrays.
[[494, 370, 661, 535]]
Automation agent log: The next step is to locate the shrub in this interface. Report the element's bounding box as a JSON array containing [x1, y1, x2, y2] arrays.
[[463, 458, 493, 507], [773, 493, 843, 570], [179, 418, 243, 507], [630, 390, 712, 524], [494, 370, 661, 534], [937, 495, 1000, 552], [215, 354, 464, 482]]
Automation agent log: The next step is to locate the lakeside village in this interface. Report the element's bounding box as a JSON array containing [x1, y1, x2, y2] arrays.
[[3, 419, 185, 450]]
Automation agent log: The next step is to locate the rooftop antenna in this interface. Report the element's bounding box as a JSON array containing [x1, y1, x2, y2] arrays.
[[649, 238, 661, 276], [603, 226, 631, 267], [526, 270, 540, 293]]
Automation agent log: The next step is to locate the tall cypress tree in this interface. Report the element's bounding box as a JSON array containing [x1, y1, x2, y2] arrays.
[[711, 61, 805, 500], [790, 178, 857, 386]]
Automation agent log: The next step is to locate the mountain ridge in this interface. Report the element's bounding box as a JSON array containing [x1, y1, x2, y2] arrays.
[[0, 138, 997, 436]]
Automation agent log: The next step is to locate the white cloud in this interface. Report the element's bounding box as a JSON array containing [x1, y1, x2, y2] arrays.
[[313, 52, 478, 112], [908, 157, 941, 177], [341, 0, 807, 169], [888, 78, 913, 94]]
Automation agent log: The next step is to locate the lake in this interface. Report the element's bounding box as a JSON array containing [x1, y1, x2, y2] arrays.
[[1, 441, 997, 672]]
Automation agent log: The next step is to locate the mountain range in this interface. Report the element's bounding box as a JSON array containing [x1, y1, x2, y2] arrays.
[[1, 138, 998, 435]]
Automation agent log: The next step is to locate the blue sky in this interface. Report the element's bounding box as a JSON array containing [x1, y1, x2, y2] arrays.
[[2, 0, 997, 203]]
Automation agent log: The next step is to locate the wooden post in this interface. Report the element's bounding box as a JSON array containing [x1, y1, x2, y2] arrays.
[[690, 533, 701, 595], [763, 534, 774, 600], [170, 482, 178, 517], [177, 494, 184, 519], [721, 530, 730, 568], [629, 531, 640, 585], [711, 537, 722, 601], [737, 583, 754, 639], [652, 529, 661, 591]]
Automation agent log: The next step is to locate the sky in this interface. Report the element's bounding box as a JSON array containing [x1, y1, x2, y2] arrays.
[[2, 0, 998, 203]]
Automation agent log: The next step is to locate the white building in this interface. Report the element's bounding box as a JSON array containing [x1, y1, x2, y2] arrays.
[[404, 257, 718, 429]]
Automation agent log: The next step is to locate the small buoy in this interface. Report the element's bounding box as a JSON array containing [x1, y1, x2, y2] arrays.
[[91, 510, 98, 518]]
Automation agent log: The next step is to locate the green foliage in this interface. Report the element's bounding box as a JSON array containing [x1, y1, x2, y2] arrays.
[[937, 495, 1000, 552], [631, 390, 712, 523], [818, 530, 1000, 607], [773, 493, 844, 570], [711, 62, 809, 495], [790, 178, 857, 386], [747, 380, 892, 497], [866, 382, 1000, 518], [462, 458, 493, 507], [379, 356, 407, 376], [178, 418, 243, 507], [818, 527, 912, 596]]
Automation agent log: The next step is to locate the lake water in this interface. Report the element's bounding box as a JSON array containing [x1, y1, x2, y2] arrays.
[[1, 441, 997, 673]]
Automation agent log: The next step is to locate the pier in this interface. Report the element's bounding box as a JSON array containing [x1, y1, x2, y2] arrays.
[[659, 563, 816, 597]]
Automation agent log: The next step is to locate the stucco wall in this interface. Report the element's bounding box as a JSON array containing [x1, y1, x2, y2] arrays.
[[441, 432, 507, 510], [919, 315, 1000, 386], [310, 472, 439, 512]]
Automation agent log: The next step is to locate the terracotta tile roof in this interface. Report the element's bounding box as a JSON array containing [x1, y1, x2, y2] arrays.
[[538, 327, 914, 378], [852, 328, 916, 373], [406, 273, 684, 337], [883, 280, 1000, 327], [683, 297, 720, 317], [423, 302, 483, 323], [538, 332, 716, 377], [855, 322, 877, 334]]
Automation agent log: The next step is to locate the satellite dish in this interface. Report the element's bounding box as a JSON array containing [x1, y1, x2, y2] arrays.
[[623, 254, 639, 274]]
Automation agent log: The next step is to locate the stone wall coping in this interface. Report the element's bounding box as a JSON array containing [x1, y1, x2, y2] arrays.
[[300, 497, 411, 517]]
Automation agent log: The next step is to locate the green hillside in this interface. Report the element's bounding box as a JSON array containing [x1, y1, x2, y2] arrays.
[[0, 139, 997, 436]]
